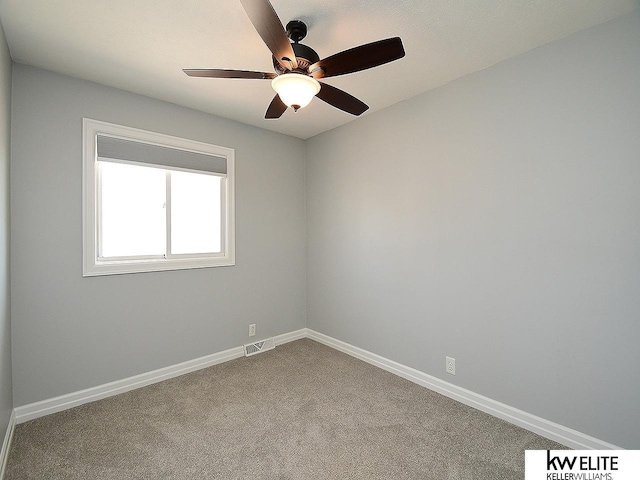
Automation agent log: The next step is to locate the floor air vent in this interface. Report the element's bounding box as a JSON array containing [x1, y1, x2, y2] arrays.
[[243, 338, 275, 357]]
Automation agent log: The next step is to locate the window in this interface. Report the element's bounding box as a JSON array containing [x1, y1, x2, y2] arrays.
[[83, 119, 235, 276]]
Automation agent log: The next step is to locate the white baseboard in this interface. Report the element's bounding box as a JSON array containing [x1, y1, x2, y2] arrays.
[[15, 329, 304, 424], [0, 410, 16, 480], [15, 346, 244, 423], [13, 327, 621, 451], [273, 328, 307, 345], [305, 328, 621, 450]]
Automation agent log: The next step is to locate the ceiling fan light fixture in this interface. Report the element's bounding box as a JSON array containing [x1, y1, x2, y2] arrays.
[[185, 1, 405, 119], [271, 73, 320, 111]]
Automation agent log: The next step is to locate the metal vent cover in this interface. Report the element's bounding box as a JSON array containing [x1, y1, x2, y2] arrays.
[[243, 337, 275, 357]]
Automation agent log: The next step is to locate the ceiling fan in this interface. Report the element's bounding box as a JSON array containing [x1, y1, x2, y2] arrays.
[[183, 0, 405, 119]]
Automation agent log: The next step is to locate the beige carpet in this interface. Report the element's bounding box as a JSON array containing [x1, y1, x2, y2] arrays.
[[5, 339, 565, 479]]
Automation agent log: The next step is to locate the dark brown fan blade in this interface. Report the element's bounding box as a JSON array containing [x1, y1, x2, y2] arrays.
[[309, 37, 405, 79], [316, 82, 369, 116], [265, 94, 288, 119], [239, 0, 297, 71], [183, 69, 276, 79]]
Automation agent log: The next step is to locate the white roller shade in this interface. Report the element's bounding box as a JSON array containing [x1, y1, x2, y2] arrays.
[[97, 135, 227, 175]]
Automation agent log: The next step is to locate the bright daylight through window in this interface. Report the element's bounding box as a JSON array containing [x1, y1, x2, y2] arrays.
[[83, 119, 235, 276]]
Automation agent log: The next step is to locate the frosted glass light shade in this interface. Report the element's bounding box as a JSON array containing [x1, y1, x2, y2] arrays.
[[271, 73, 321, 110]]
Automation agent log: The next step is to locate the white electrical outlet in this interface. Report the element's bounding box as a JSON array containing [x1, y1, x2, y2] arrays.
[[446, 356, 456, 375], [249, 324, 256, 337]]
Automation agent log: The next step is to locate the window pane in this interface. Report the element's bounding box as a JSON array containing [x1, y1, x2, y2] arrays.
[[170, 171, 221, 254], [99, 162, 166, 258]]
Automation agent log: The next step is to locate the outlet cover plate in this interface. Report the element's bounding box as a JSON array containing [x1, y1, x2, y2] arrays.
[[446, 356, 456, 375]]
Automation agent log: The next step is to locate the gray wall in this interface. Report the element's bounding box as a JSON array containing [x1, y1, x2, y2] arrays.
[[11, 64, 306, 406], [0, 20, 12, 439], [306, 11, 640, 448]]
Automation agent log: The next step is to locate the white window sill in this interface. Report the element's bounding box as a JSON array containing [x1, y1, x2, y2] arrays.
[[83, 255, 235, 277]]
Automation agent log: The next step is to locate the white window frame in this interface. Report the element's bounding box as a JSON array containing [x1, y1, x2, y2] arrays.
[[83, 118, 235, 276]]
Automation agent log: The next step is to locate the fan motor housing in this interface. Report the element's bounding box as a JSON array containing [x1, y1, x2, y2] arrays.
[[273, 42, 320, 74]]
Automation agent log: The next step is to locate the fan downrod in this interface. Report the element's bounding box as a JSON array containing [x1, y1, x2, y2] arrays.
[[286, 20, 307, 43], [273, 20, 319, 74]]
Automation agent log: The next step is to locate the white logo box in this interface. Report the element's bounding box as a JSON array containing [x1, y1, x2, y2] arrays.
[[526, 450, 640, 480]]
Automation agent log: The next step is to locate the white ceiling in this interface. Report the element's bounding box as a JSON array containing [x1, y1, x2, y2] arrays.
[[1, 0, 638, 139]]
